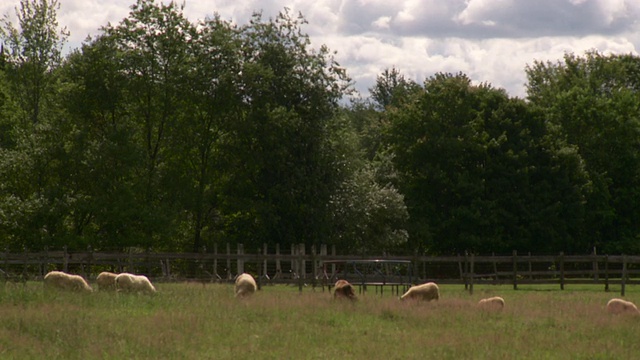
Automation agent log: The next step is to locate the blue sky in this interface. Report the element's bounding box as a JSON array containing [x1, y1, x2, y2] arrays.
[[2, 0, 639, 99]]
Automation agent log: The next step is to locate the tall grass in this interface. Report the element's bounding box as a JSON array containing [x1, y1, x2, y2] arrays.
[[0, 282, 639, 359]]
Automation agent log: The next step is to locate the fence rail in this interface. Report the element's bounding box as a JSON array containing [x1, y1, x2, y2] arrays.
[[2, 246, 640, 295]]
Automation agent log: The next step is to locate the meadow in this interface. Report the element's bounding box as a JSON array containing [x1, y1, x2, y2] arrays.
[[0, 281, 639, 359]]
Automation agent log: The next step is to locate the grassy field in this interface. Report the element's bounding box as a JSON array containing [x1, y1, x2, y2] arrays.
[[0, 281, 639, 359]]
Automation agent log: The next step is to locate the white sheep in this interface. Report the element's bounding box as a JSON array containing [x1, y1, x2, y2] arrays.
[[96, 271, 118, 291], [44, 271, 93, 293], [115, 273, 157, 294], [607, 298, 640, 315], [235, 273, 257, 298], [400, 282, 440, 301], [478, 296, 505, 310], [333, 279, 357, 301]]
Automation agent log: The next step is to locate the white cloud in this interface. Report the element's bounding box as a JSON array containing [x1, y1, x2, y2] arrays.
[[456, 0, 513, 26], [372, 16, 391, 30]]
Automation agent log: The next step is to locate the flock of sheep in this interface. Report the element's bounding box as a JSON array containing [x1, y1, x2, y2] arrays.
[[333, 279, 504, 309], [42, 270, 257, 298], [40, 270, 640, 315], [333, 279, 640, 316], [43, 270, 157, 294]]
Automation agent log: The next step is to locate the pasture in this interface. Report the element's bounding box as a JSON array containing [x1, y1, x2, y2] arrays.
[[0, 282, 639, 359]]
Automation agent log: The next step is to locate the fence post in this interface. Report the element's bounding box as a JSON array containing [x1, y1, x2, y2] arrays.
[[331, 245, 336, 277], [275, 243, 282, 280], [604, 255, 609, 292], [86, 245, 93, 280], [22, 247, 28, 279], [226, 243, 232, 280], [63, 246, 69, 273], [311, 244, 317, 289], [320, 244, 327, 291], [199, 246, 206, 281], [457, 254, 463, 285], [512, 250, 518, 290], [42, 246, 48, 277], [237, 244, 244, 276], [298, 244, 304, 293], [621, 255, 627, 296], [263, 243, 269, 281], [559, 252, 565, 290], [212, 243, 218, 281], [146, 247, 152, 277], [3, 247, 8, 280], [291, 244, 297, 278], [592, 247, 599, 282], [257, 245, 262, 291], [469, 253, 475, 295], [492, 252, 498, 282], [300, 243, 306, 280], [127, 248, 134, 273], [464, 251, 469, 290]]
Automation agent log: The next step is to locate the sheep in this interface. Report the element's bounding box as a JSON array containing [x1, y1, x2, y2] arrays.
[[478, 296, 505, 311], [333, 279, 357, 301], [96, 271, 118, 291], [235, 273, 257, 298], [400, 282, 440, 301], [607, 298, 640, 315], [115, 273, 157, 294], [44, 271, 93, 293]]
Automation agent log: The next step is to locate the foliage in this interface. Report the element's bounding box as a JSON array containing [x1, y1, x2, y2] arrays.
[[369, 66, 421, 111], [0, 0, 70, 249], [215, 9, 352, 249], [386, 73, 590, 254], [1, 0, 640, 257], [527, 51, 640, 253]]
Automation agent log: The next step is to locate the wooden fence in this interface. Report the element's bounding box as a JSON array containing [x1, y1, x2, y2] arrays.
[[2, 245, 640, 295]]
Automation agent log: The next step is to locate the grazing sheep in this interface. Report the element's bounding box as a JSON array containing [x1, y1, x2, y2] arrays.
[[400, 282, 440, 302], [607, 298, 640, 315], [96, 271, 118, 291], [333, 279, 357, 301], [115, 273, 156, 294], [44, 271, 93, 293], [235, 273, 257, 298], [478, 296, 505, 311]]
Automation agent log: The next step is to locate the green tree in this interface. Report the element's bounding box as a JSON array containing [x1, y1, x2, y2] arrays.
[[526, 51, 640, 253], [218, 10, 351, 249], [0, 0, 67, 124], [327, 108, 408, 254], [165, 15, 243, 252], [0, 0, 69, 249], [387, 73, 589, 254], [369, 67, 421, 111], [98, 0, 195, 249], [57, 34, 144, 250]]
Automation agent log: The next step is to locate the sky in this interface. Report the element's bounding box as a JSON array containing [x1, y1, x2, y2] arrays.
[[2, 0, 640, 99]]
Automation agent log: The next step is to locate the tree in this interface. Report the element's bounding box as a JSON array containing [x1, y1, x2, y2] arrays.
[[0, 0, 70, 249], [98, 0, 196, 249], [57, 34, 144, 250], [386, 72, 590, 254], [0, 0, 67, 125], [526, 51, 640, 253], [217, 10, 352, 249], [327, 108, 408, 254], [166, 15, 243, 252], [369, 67, 421, 111]]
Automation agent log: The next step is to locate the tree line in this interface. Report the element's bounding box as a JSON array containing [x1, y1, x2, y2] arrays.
[[1, 0, 639, 256]]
